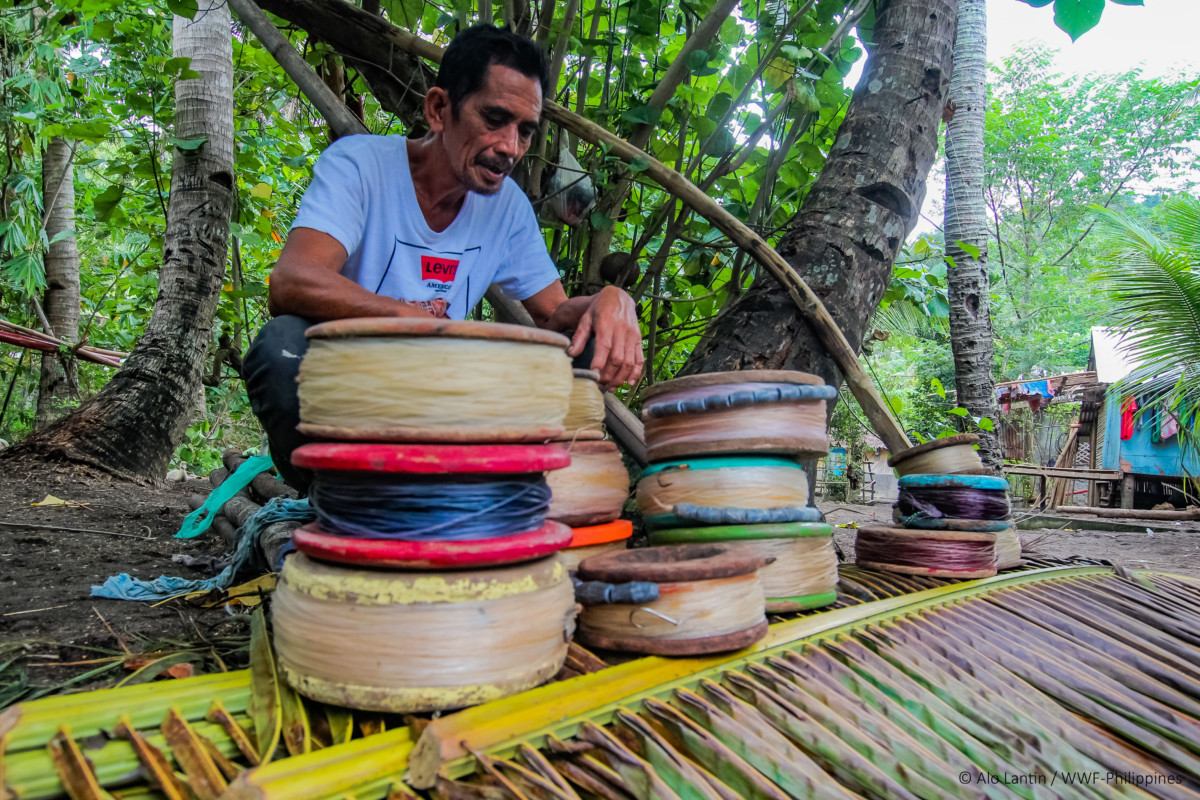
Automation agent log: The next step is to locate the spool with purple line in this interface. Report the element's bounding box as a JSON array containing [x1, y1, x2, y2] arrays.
[[893, 473, 1012, 532], [854, 524, 998, 579]]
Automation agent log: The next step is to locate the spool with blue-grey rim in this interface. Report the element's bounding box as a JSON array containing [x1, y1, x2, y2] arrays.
[[642, 370, 838, 463], [637, 455, 814, 530], [648, 521, 837, 612]]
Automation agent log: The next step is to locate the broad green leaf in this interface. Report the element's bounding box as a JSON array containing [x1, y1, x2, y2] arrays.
[[685, 49, 709, 72], [65, 121, 110, 140], [167, 0, 199, 20], [171, 136, 208, 151], [621, 105, 661, 126], [249, 182, 273, 200], [93, 184, 125, 223], [248, 609, 283, 763], [978, 417, 995, 431], [931, 377, 945, 399], [1053, 0, 1106, 41], [948, 407, 969, 417], [954, 240, 982, 260], [706, 92, 733, 122], [1015, 0, 1054, 6]]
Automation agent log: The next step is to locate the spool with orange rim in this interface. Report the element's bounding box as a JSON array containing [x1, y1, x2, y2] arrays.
[[558, 519, 633, 570]]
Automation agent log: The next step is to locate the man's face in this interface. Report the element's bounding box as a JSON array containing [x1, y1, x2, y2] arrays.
[[435, 64, 542, 195]]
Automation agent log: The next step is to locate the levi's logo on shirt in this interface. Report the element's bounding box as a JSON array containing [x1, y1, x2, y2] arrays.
[[421, 255, 460, 282]]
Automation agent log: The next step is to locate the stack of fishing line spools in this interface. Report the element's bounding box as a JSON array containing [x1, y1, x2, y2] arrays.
[[574, 370, 840, 657], [856, 433, 1022, 578], [271, 318, 581, 714], [545, 368, 633, 568]]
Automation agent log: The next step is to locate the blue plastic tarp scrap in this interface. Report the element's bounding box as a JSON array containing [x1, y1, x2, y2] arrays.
[[91, 492, 314, 602]]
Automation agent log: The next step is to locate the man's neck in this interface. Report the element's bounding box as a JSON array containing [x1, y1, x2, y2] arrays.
[[407, 136, 468, 233]]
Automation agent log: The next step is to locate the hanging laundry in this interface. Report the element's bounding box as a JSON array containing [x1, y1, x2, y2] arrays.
[[1121, 396, 1138, 440], [1161, 409, 1181, 440]]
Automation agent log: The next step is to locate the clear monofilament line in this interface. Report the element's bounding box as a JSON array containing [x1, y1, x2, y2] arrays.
[[298, 337, 572, 434]]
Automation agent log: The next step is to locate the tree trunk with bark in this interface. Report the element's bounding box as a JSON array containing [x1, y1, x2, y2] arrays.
[[36, 136, 80, 428], [943, 0, 1001, 472], [4, 0, 234, 480], [683, 0, 957, 399]]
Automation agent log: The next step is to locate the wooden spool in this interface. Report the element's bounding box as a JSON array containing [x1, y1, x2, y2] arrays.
[[558, 519, 633, 571], [292, 520, 573, 569], [575, 544, 769, 655], [887, 434, 987, 476], [642, 370, 835, 462], [273, 553, 576, 713], [995, 525, 1022, 570], [545, 440, 630, 527], [893, 473, 1011, 532], [564, 369, 606, 440], [297, 318, 572, 442], [648, 522, 836, 612], [854, 524, 998, 579], [636, 455, 810, 529]]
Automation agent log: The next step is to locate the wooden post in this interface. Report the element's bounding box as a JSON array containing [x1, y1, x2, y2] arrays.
[[1122, 472, 1135, 510]]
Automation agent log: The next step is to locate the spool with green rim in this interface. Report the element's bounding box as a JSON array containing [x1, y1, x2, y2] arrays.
[[648, 521, 837, 612], [637, 455, 812, 529]]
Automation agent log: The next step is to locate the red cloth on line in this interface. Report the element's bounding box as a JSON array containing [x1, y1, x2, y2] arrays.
[[1121, 396, 1138, 440]]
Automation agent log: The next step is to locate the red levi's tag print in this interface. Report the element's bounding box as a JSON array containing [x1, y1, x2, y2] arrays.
[[421, 255, 460, 282]]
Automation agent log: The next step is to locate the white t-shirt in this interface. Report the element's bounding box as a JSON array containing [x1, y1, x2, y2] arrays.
[[290, 134, 560, 319]]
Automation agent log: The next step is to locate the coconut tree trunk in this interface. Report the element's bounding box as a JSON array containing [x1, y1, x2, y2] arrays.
[[683, 0, 956, 395], [5, 0, 234, 480], [35, 136, 80, 428], [943, 0, 1001, 472]]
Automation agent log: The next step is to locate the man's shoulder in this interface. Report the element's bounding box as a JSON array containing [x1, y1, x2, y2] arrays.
[[323, 133, 407, 164]]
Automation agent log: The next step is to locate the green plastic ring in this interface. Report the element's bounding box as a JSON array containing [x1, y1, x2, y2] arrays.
[[766, 591, 838, 612], [648, 522, 832, 542]]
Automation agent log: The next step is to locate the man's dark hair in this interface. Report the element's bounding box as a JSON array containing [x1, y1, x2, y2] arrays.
[[435, 25, 550, 111]]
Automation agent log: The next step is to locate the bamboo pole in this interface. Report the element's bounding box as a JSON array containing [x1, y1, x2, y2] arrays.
[[245, 0, 912, 454], [1052, 505, 1200, 521]]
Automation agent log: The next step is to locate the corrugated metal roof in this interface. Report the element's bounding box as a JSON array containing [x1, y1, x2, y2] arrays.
[[1091, 326, 1144, 383]]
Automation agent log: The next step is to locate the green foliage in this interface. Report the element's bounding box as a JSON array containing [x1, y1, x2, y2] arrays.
[[1094, 195, 1200, 417], [1016, 0, 1143, 41]]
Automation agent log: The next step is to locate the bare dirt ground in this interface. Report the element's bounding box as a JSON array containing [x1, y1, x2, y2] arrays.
[[820, 501, 1200, 579], [0, 463, 248, 693]]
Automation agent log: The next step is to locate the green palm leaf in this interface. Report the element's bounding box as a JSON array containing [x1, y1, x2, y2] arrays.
[[1093, 196, 1200, 414]]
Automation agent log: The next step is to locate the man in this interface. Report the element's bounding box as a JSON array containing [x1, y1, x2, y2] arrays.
[[243, 25, 643, 491]]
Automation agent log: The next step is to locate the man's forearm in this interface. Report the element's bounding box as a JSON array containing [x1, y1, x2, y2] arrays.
[[269, 261, 432, 322]]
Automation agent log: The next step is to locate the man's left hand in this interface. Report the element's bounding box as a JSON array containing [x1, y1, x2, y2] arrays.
[[561, 286, 644, 390]]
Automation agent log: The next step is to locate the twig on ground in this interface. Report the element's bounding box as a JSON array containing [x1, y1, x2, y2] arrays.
[[3, 604, 70, 617], [0, 520, 155, 539]]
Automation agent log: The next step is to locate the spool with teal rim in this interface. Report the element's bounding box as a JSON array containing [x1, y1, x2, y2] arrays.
[[897, 474, 1010, 491], [648, 521, 837, 612], [894, 472, 1012, 531], [638, 455, 814, 530]]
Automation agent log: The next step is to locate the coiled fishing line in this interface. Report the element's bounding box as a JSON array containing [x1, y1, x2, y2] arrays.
[[642, 373, 836, 461], [546, 441, 629, 527], [888, 434, 985, 476], [578, 573, 765, 642], [297, 336, 572, 440], [994, 526, 1021, 569], [855, 525, 997, 578], [637, 457, 809, 526], [273, 554, 575, 712], [309, 472, 550, 540], [895, 486, 1011, 521], [564, 369, 605, 439]]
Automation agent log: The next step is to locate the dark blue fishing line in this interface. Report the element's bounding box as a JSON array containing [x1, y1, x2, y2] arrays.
[[310, 472, 551, 541], [895, 486, 1010, 521]]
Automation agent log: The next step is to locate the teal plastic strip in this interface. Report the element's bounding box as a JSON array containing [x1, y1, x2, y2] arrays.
[[175, 453, 275, 539], [641, 455, 804, 476], [898, 473, 1009, 491]]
